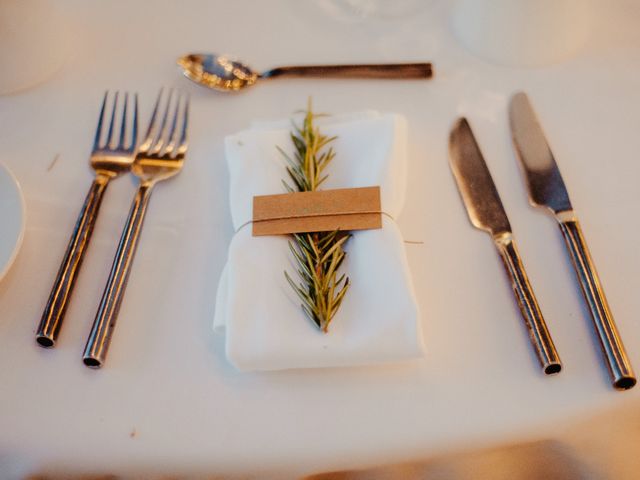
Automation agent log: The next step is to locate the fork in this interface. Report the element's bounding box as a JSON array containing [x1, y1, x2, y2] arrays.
[[83, 89, 189, 368], [36, 91, 138, 348]]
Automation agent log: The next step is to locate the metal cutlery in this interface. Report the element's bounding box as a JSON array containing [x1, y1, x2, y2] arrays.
[[177, 53, 433, 92], [36, 91, 138, 348], [509, 91, 635, 390], [449, 118, 562, 375], [82, 89, 189, 368]]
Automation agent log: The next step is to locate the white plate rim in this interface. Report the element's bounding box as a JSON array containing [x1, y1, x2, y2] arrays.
[[0, 162, 26, 282]]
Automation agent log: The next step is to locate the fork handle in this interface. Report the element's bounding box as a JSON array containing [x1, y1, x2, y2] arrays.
[[83, 182, 153, 368], [36, 173, 111, 347]]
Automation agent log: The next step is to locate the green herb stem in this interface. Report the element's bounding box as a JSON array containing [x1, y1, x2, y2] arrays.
[[282, 101, 350, 333]]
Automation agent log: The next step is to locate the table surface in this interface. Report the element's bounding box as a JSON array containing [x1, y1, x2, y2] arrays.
[[1, 0, 640, 477]]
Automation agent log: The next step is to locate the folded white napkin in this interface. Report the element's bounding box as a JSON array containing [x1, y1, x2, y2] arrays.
[[213, 111, 425, 371]]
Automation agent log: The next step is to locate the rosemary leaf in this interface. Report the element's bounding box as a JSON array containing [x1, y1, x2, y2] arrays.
[[320, 234, 350, 264]]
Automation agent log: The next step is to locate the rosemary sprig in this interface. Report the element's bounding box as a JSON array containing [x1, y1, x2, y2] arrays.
[[282, 101, 351, 333]]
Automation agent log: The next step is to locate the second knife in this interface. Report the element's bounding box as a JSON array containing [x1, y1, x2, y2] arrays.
[[509, 91, 635, 390], [449, 118, 561, 375]]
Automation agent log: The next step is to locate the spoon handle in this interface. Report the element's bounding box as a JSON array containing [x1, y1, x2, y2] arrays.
[[260, 63, 433, 80]]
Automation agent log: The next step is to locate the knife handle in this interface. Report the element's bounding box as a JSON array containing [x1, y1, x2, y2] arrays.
[[494, 233, 562, 375], [558, 217, 636, 390]]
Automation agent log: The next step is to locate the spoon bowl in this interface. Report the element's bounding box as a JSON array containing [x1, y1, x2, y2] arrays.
[[178, 54, 258, 92]]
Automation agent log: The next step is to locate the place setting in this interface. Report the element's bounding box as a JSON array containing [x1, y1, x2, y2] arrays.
[[1, 1, 640, 477], [14, 65, 634, 391], [0, 8, 631, 387]]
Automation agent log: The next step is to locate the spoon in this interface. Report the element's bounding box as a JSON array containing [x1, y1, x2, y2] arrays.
[[177, 54, 433, 92]]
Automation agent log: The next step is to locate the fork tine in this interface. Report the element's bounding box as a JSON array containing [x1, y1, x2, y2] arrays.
[[129, 93, 139, 152], [177, 94, 190, 155], [92, 91, 109, 150], [141, 88, 164, 149], [117, 93, 128, 150], [151, 88, 174, 154], [163, 93, 182, 156], [105, 91, 119, 149]]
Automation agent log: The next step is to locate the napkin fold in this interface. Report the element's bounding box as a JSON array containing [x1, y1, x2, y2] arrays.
[[213, 111, 425, 371]]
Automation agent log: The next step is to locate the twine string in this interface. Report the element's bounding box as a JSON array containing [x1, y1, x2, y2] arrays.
[[235, 211, 396, 233]]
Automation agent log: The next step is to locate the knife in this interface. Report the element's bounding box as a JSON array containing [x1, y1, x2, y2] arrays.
[[449, 118, 562, 375], [509, 92, 636, 390]]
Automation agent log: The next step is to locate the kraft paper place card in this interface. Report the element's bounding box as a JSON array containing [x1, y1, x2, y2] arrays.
[[252, 186, 382, 236]]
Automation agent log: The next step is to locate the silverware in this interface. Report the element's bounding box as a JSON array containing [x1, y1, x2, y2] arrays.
[[82, 89, 189, 368], [177, 53, 433, 92], [509, 91, 636, 390], [36, 91, 138, 348], [449, 118, 562, 375]]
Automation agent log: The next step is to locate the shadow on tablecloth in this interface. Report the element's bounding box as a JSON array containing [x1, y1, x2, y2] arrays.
[[21, 399, 640, 480]]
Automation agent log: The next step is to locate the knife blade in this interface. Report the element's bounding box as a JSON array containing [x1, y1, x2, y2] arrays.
[[509, 92, 636, 390], [449, 118, 561, 375], [449, 118, 511, 236]]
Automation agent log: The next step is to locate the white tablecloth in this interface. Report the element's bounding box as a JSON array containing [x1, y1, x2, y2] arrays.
[[0, 0, 639, 477]]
